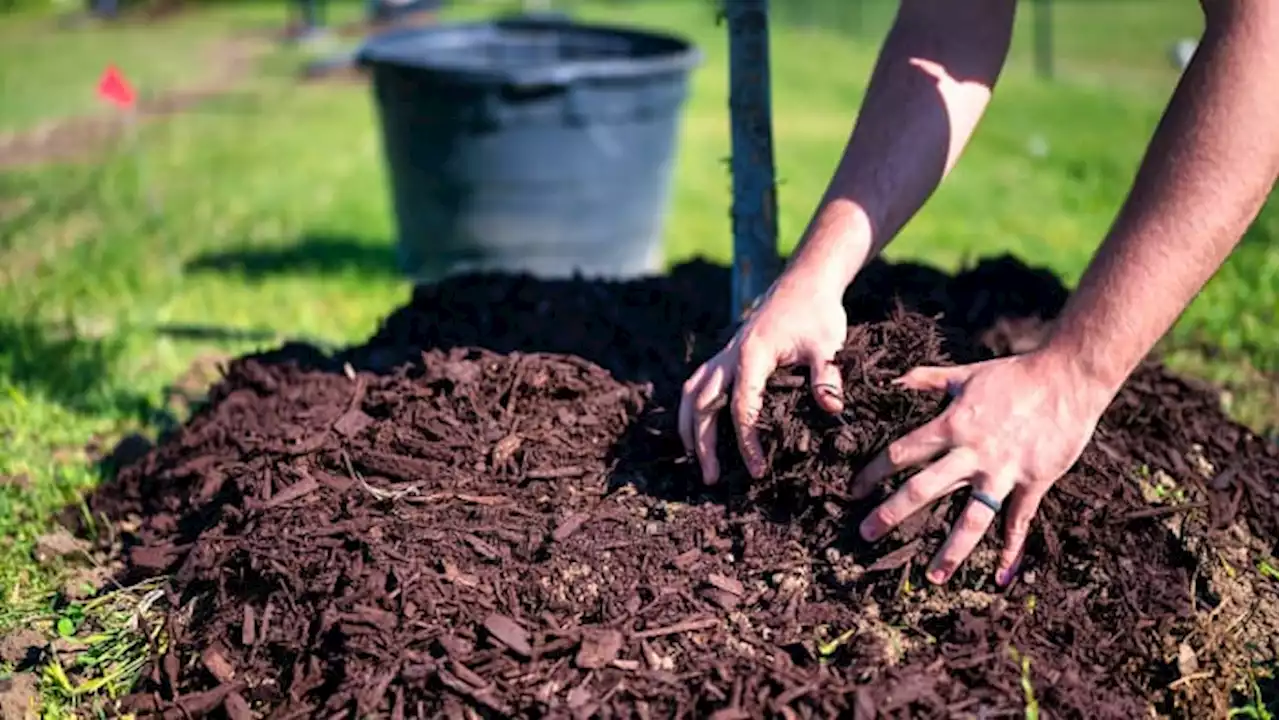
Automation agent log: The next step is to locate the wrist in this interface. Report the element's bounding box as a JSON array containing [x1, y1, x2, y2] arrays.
[[781, 198, 876, 295], [1033, 332, 1126, 413]]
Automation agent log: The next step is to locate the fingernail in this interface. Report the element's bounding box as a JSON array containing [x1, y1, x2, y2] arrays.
[[997, 561, 1020, 587], [927, 569, 945, 584], [858, 518, 879, 542]]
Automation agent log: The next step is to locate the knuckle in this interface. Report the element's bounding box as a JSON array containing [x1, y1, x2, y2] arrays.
[[696, 384, 721, 406], [938, 413, 964, 440], [885, 440, 912, 468], [1007, 513, 1033, 538], [902, 481, 930, 507], [959, 511, 989, 536], [872, 507, 897, 530], [949, 403, 978, 430]]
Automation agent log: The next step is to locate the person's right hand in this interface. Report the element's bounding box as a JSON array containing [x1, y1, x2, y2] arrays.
[[678, 272, 849, 484]]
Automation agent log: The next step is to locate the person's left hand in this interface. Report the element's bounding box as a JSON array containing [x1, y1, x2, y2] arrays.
[[850, 348, 1117, 586]]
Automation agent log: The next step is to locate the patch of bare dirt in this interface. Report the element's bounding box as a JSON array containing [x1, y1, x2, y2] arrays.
[[0, 38, 265, 170], [162, 352, 231, 420], [0, 630, 45, 669], [0, 473, 31, 490], [0, 673, 38, 720]]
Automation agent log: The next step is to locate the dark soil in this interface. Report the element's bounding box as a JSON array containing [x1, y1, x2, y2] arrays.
[[85, 256, 1278, 719]]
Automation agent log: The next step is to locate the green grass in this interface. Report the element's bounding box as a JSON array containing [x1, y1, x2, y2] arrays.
[[0, 0, 1276, 713], [1, 576, 168, 717]]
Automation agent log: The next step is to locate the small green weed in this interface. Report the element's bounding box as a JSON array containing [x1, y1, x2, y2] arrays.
[[2, 577, 168, 716], [1228, 667, 1275, 720], [1008, 647, 1040, 720], [1257, 557, 1279, 582]]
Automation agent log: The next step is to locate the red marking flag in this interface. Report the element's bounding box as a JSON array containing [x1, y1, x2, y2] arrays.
[[96, 65, 136, 110]]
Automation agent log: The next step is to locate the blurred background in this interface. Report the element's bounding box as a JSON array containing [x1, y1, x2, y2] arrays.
[[0, 1, 1276, 691]]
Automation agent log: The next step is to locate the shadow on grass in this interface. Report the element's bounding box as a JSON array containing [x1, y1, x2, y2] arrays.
[[150, 322, 282, 344], [0, 318, 164, 423], [184, 232, 400, 280]]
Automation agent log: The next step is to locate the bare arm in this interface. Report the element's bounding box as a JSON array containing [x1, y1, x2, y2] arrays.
[[781, 0, 1017, 293], [1042, 0, 1279, 394], [677, 0, 1017, 484]]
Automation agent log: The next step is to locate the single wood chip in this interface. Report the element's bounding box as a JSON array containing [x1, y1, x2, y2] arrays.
[[333, 409, 373, 438], [867, 539, 922, 573], [437, 669, 513, 715], [241, 605, 255, 646], [483, 614, 532, 657], [455, 494, 508, 506], [200, 645, 236, 683], [575, 628, 624, 669], [258, 474, 319, 510], [491, 434, 523, 466], [462, 534, 503, 562], [441, 560, 479, 588], [631, 616, 717, 640], [706, 573, 744, 596], [671, 548, 701, 571], [175, 682, 245, 715], [1116, 501, 1209, 523], [450, 660, 489, 689], [552, 513, 589, 542], [196, 472, 227, 502], [526, 465, 586, 480], [700, 588, 740, 611], [223, 691, 252, 720]]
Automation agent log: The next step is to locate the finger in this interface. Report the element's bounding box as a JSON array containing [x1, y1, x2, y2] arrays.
[[678, 365, 709, 455], [858, 449, 975, 542], [851, 413, 953, 500], [731, 345, 773, 479], [925, 480, 1013, 584], [997, 485, 1045, 586], [692, 366, 729, 485], [805, 346, 844, 414]]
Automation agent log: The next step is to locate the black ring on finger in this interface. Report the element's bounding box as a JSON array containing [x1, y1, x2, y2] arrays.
[[969, 489, 1003, 514]]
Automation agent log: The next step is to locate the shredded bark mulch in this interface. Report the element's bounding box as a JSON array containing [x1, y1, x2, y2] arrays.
[[84, 256, 1277, 719]]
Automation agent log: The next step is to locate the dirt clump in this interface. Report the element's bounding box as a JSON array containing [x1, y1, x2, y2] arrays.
[[0, 630, 45, 669], [0, 672, 39, 720], [85, 256, 1277, 718]]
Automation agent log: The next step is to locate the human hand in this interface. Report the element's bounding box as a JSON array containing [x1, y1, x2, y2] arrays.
[[851, 349, 1117, 586], [678, 271, 848, 484]]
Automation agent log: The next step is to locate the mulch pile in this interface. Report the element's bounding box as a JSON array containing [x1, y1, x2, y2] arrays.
[[86, 256, 1277, 719]]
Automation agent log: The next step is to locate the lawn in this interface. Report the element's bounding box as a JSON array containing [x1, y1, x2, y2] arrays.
[[0, 0, 1276, 712]]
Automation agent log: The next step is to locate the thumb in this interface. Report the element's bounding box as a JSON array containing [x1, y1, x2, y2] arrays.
[[893, 364, 975, 393], [805, 348, 844, 414]]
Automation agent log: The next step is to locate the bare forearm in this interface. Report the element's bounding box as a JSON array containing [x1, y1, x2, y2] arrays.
[[1044, 2, 1279, 393], [782, 0, 1016, 292]]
